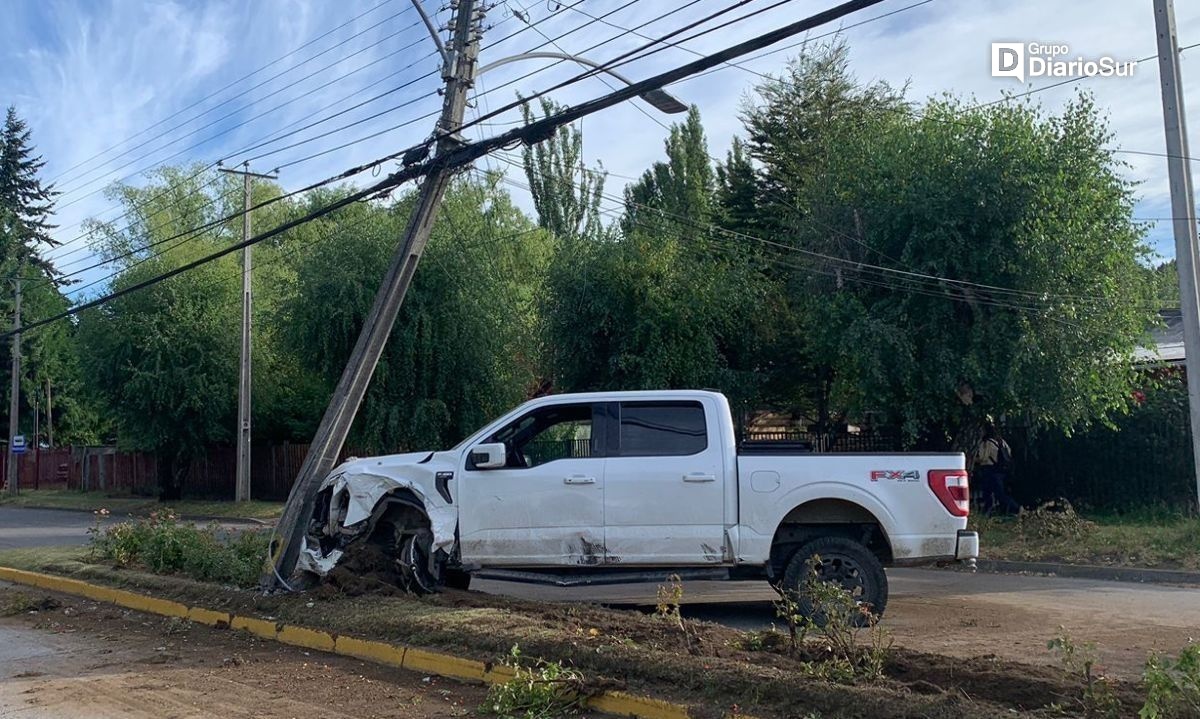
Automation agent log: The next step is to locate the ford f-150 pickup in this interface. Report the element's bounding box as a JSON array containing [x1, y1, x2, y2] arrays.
[[299, 390, 979, 616]]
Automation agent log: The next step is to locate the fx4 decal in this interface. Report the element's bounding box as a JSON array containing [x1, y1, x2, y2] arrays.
[[870, 469, 920, 483]]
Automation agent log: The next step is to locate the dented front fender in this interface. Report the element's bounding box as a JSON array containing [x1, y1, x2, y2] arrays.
[[298, 451, 461, 577]]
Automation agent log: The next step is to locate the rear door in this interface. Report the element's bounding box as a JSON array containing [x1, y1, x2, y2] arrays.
[[602, 399, 728, 564], [458, 401, 606, 566]]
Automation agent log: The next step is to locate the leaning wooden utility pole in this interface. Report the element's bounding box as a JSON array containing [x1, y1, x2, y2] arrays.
[[263, 0, 485, 589], [5, 267, 21, 496], [219, 162, 277, 503], [1154, 0, 1200, 513]]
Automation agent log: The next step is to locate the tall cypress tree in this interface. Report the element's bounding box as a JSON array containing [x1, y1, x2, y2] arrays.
[[0, 106, 59, 275]]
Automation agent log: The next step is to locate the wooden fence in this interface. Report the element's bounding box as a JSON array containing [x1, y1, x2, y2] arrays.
[[0, 442, 344, 501]]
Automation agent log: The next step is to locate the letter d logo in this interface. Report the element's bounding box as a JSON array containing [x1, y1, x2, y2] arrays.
[[991, 42, 1024, 82]]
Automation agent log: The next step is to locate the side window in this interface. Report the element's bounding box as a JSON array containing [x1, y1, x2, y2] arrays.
[[484, 403, 598, 468], [618, 401, 707, 457]]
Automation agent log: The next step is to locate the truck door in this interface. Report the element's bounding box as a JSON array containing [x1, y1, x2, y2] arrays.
[[458, 401, 606, 566], [602, 399, 728, 564]]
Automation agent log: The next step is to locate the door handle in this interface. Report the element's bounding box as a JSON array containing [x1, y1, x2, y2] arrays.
[[683, 472, 717, 483], [563, 475, 596, 485]]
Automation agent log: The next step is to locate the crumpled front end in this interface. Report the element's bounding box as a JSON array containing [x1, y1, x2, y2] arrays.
[[297, 452, 459, 577]]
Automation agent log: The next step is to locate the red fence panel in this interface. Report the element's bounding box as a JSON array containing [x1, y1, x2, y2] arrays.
[[2, 442, 374, 500]]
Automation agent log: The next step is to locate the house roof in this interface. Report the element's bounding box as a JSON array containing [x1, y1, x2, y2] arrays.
[[1134, 309, 1186, 365]]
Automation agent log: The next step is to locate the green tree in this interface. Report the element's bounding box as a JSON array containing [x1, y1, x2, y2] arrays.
[[1150, 260, 1180, 306], [78, 166, 246, 497], [519, 97, 604, 242], [742, 41, 1156, 448], [0, 107, 60, 271], [539, 107, 776, 413], [283, 176, 551, 452], [0, 108, 94, 446]]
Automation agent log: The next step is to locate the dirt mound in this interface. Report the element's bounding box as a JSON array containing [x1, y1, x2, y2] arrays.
[[318, 543, 403, 598]]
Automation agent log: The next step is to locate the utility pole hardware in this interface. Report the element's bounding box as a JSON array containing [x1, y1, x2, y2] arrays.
[[219, 163, 278, 503], [264, 0, 486, 589], [1154, 0, 1200, 512]]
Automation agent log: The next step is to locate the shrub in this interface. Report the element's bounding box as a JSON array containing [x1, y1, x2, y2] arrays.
[[484, 645, 585, 718], [89, 510, 269, 588], [1141, 642, 1200, 719], [1047, 627, 1120, 718], [772, 556, 892, 683], [1016, 499, 1096, 541]]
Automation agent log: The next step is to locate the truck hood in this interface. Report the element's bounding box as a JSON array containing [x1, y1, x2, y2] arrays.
[[318, 450, 456, 527]]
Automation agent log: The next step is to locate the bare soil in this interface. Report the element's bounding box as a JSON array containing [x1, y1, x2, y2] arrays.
[[5, 549, 1150, 719], [0, 585, 490, 718]]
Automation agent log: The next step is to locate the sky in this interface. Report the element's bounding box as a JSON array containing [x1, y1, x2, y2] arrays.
[[4, 0, 1200, 299]]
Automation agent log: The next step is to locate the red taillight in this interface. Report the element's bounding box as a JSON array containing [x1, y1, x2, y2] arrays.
[[929, 469, 970, 517]]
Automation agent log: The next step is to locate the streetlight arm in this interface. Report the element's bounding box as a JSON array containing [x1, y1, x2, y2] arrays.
[[476, 52, 688, 114], [410, 0, 449, 66]]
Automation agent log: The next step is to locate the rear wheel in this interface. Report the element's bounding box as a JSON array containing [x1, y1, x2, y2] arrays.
[[779, 536, 888, 623]]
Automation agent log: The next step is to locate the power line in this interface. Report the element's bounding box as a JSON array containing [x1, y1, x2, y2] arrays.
[[46, 62, 442, 273], [491, 151, 1167, 312], [679, 0, 937, 84], [10, 0, 909, 338], [270, 0, 707, 170], [457, 0, 768, 138], [40, 0, 666, 274], [14, 157, 419, 337], [503, 169, 1131, 327], [54, 15, 426, 209], [45, 0, 399, 185]]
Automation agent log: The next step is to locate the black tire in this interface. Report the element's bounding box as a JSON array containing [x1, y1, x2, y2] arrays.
[[442, 568, 472, 591], [780, 535, 888, 623]]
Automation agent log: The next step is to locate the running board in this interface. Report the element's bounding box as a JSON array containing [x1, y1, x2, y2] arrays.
[[475, 567, 730, 587]]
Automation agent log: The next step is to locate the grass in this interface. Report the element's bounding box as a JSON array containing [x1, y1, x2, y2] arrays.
[[972, 506, 1200, 571], [0, 489, 282, 522]]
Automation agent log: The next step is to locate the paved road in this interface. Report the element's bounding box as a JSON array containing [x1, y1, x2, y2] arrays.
[[0, 507, 255, 549], [476, 569, 1200, 678], [2, 507, 1197, 679]]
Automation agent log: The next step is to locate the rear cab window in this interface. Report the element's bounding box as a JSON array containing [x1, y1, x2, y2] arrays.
[[616, 401, 708, 457]]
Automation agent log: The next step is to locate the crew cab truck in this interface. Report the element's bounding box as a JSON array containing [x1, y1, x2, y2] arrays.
[[300, 390, 979, 616]]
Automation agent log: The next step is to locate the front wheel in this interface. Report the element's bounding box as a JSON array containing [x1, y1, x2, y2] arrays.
[[779, 536, 888, 624], [442, 568, 472, 591]]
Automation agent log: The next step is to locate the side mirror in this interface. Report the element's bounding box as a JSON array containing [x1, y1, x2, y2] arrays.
[[470, 442, 507, 469]]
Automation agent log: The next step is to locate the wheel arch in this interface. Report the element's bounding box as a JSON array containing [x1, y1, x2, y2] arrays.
[[768, 498, 895, 577]]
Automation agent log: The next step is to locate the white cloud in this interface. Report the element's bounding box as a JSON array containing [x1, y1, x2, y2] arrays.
[[4, 0, 1200, 292]]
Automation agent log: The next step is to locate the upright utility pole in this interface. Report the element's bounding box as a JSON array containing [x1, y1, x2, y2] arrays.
[[1155, 0, 1200, 512], [264, 0, 485, 589], [45, 378, 51, 449], [6, 269, 21, 497], [219, 163, 277, 503]]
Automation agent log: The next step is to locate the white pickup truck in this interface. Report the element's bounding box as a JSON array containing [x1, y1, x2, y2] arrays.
[[300, 390, 978, 616]]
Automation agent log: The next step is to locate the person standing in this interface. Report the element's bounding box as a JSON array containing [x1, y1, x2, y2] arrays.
[[974, 425, 1020, 514]]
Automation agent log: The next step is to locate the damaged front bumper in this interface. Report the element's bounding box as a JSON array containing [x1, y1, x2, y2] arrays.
[[295, 457, 459, 578]]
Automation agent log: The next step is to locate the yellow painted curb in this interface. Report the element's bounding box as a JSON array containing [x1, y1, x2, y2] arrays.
[[230, 615, 279, 640], [0, 565, 699, 719], [187, 606, 231, 627], [278, 624, 336, 653], [335, 635, 406, 667], [588, 691, 691, 719], [402, 646, 489, 682]]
